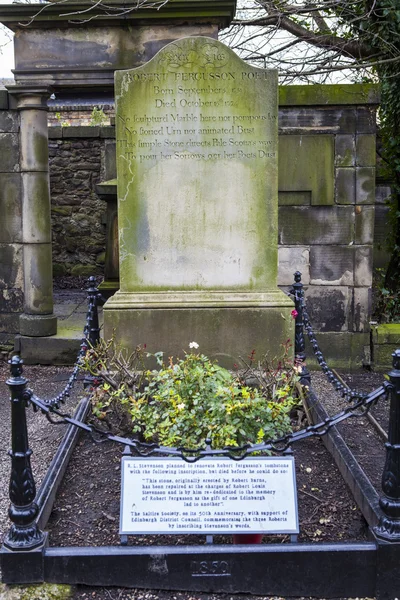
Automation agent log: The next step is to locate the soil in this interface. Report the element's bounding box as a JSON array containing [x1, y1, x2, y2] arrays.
[[0, 358, 389, 600]]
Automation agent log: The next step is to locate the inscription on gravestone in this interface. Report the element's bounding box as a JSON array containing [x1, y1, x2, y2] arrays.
[[105, 36, 294, 364], [115, 36, 278, 291]]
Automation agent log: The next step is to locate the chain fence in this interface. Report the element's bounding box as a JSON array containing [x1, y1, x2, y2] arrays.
[[15, 273, 391, 462]]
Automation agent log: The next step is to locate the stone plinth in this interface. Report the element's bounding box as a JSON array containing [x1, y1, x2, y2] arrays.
[[104, 36, 293, 364]]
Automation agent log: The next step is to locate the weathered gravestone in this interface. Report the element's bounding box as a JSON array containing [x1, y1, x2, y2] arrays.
[[104, 36, 293, 363]]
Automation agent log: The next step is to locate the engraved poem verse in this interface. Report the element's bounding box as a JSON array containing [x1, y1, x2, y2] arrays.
[[115, 37, 279, 290]]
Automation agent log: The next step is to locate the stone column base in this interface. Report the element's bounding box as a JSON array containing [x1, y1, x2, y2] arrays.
[[104, 290, 294, 368], [19, 313, 57, 337]]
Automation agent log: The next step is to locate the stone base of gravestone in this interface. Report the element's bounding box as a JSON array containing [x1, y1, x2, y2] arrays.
[[104, 291, 294, 367]]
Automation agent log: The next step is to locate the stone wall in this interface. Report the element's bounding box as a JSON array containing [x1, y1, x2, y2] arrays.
[[48, 126, 115, 277], [0, 84, 384, 367], [0, 90, 22, 349], [45, 84, 380, 368], [276, 84, 379, 368]]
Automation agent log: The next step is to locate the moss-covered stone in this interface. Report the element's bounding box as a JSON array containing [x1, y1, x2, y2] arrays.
[[278, 84, 380, 106], [278, 135, 334, 206], [335, 135, 355, 167], [356, 134, 376, 167], [96, 251, 106, 265], [372, 323, 400, 345], [304, 332, 370, 370], [373, 343, 400, 371], [51, 206, 72, 217], [52, 263, 68, 276], [70, 264, 100, 276], [104, 302, 294, 368], [0, 583, 74, 600]]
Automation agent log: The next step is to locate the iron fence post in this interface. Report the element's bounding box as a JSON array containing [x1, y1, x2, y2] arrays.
[[3, 355, 45, 551], [375, 348, 400, 540], [84, 276, 102, 390], [290, 271, 311, 386], [87, 276, 101, 348]]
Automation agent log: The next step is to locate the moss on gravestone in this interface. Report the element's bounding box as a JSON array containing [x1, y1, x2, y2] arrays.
[[0, 583, 74, 600]]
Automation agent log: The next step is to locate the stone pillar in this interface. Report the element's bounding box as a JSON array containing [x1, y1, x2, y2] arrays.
[[9, 86, 57, 336]]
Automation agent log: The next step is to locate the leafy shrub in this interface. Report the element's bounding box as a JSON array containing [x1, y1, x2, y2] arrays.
[[373, 268, 400, 323], [84, 341, 301, 450], [90, 106, 108, 127]]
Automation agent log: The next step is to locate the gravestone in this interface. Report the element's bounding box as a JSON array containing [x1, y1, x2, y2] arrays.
[[104, 36, 293, 364]]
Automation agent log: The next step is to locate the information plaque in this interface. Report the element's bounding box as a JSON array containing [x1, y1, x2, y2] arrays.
[[120, 457, 299, 535]]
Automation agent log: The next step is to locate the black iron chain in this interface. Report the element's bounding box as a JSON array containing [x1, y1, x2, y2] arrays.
[[30, 292, 99, 409], [26, 381, 390, 463], [302, 305, 367, 402]]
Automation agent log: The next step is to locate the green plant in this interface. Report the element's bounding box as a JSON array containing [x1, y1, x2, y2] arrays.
[[90, 106, 107, 127], [54, 112, 70, 127], [85, 341, 301, 450], [373, 268, 400, 323]]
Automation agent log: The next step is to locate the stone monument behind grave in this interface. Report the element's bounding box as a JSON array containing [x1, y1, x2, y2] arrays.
[[104, 36, 294, 364]]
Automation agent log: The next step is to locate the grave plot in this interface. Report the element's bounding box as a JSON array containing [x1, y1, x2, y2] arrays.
[[1, 276, 400, 599]]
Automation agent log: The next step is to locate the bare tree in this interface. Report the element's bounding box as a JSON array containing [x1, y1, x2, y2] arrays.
[[219, 1, 399, 84], [221, 1, 400, 296]]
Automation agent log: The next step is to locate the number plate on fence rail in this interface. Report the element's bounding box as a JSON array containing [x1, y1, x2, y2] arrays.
[[120, 457, 299, 535]]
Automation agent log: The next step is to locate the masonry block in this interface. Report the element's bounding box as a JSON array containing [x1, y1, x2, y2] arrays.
[[278, 247, 310, 285], [310, 246, 354, 286], [302, 285, 351, 332], [335, 168, 355, 204], [335, 135, 355, 167], [104, 140, 116, 180], [373, 324, 400, 345], [0, 244, 23, 292], [279, 206, 354, 245], [356, 134, 376, 167], [0, 133, 20, 172], [278, 135, 334, 206], [0, 110, 19, 133], [0, 173, 22, 243], [0, 313, 20, 333], [355, 205, 374, 244], [375, 185, 391, 204], [0, 90, 8, 110], [278, 191, 310, 206], [279, 108, 356, 133], [356, 108, 376, 134], [353, 287, 371, 333], [354, 246, 373, 286], [305, 331, 370, 370], [356, 167, 375, 204]]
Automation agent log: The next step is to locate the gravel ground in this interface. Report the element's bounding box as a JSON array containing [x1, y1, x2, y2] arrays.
[[0, 358, 387, 600]]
